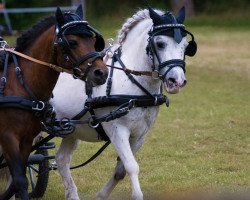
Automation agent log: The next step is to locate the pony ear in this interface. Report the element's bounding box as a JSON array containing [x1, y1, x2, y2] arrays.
[[148, 7, 162, 25], [55, 7, 65, 27], [75, 5, 83, 19], [176, 6, 185, 24]]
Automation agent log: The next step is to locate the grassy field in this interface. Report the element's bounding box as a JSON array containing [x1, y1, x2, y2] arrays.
[[0, 25, 250, 199]]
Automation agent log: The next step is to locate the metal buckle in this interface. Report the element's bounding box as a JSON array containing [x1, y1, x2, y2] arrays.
[[1, 77, 6, 83], [128, 99, 135, 108], [154, 96, 158, 106], [108, 38, 114, 47], [59, 118, 71, 129], [32, 101, 45, 111], [105, 38, 114, 58], [88, 117, 99, 128], [0, 41, 8, 49], [152, 70, 160, 79], [73, 67, 84, 79], [15, 66, 21, 73]]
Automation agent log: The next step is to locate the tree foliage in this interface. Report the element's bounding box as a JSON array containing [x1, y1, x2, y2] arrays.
[[0, 0, 249, 31]]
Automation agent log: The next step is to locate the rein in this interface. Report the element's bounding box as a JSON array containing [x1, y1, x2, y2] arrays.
[[106, 64, 158, 78], [104, 45, 161, 79], [0, 48, 73, 74]]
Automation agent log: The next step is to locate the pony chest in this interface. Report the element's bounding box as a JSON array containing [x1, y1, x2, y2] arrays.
[[123, 107, 159, 130]]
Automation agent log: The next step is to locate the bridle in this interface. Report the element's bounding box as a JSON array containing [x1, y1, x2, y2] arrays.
[[54, 20, 103, 80], [146, 23, 197, 81]]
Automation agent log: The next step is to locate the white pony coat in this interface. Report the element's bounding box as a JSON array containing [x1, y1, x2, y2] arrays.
[[51, 9, 188, 200]]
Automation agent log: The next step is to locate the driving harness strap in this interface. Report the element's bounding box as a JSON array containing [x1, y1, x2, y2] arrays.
[[85, 94, 169, 109], [0, 49, 51, 116], [76, 47, 169, 141], [0, 48, 73, 74]]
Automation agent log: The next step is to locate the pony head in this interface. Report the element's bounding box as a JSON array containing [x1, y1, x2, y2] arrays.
[[54, 5, 108, 85], [147, 7, 197, 94]]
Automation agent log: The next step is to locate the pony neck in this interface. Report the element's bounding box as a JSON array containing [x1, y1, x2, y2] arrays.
[[119, 19, 162, 94], [20, 26, 59, 101]]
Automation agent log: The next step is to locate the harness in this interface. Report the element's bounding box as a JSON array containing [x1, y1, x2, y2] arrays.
[[69, 46, 169, 142], [0, 48, 49, 113], [58, 13, 198, 145]]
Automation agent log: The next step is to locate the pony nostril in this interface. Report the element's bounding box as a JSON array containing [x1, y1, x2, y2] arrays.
[[167, 77, 187, 87], [94, 69, 104, 77], [168, 77, 176, 83], [182, 80, 187, 87]]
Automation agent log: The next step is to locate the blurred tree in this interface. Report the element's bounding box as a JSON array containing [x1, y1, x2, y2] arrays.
[[71, 0, 86, 19], [71, 0, 84, 6], [170, 0, 195, 16]]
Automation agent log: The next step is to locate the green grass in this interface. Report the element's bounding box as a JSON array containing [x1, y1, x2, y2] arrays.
[[1, 26, 250, 199]]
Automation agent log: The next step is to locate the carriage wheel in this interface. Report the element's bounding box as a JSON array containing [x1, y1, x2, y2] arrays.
[[27, 148, 50, 198]]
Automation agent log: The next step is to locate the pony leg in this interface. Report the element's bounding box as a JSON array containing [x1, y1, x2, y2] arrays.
[[96, 128, 143, 200], [0, 162, 15, 200], [95, 158, 125, 200], [6, 176, 15, 200], [55, 137, 79, 200], [0, 131, 33, 200], [0, 152, 29, 200], [96, 134, 146, 200]]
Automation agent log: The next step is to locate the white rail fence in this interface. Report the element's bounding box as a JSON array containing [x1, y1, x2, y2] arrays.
[[0, 2, 85, 35]]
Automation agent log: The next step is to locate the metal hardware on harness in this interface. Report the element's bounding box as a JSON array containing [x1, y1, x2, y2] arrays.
[[32, 101, 45, 111], [108, 38, 114, 47], [152, 70, 161, 79], [73, 67, 85, 79], [15, 66, 21, 73], [128, 99, 135, 108], [60, 20, 88, 31], [154, 96, 158, 106], [88, 117, 99, 128], [102, 38, 114, 61], [0, 40, 8, 49], [59, 117, 72, 130], [1, 77, 6, 83]]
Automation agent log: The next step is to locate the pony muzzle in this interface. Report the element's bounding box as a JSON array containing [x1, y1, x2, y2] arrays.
[[164, 76, 187, 94]]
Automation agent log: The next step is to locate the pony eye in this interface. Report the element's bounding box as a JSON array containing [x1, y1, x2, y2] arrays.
[[68, 40, 78, 49], [156, 41, 165, 49]]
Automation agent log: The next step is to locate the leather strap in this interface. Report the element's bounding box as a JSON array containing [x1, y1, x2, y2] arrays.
[[0, 48, 73, 74], [106, 64, 153, 77]]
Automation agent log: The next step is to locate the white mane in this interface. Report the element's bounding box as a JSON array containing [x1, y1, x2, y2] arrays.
[[117, 9, 164, 44]]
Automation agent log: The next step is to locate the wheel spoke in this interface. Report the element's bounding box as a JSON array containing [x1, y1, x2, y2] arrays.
[[28, 166, 36, 191], [28, 164, 39, 173]]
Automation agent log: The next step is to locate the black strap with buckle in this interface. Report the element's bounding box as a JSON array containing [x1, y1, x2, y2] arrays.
[[0, 39, 49, 116]]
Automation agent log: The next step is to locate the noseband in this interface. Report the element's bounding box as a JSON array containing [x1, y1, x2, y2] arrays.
[[55, 21, 103, 80]]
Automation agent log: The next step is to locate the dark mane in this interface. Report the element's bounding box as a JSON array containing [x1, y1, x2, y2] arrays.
[[15, 16, 56, 52]]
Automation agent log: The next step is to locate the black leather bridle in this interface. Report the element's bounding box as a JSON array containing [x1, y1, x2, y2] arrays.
[[146, 23, 197, 81], [55, 20, 103, 80]]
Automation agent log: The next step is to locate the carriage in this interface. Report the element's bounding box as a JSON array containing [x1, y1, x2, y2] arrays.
[[0, 5, 196, 200]]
